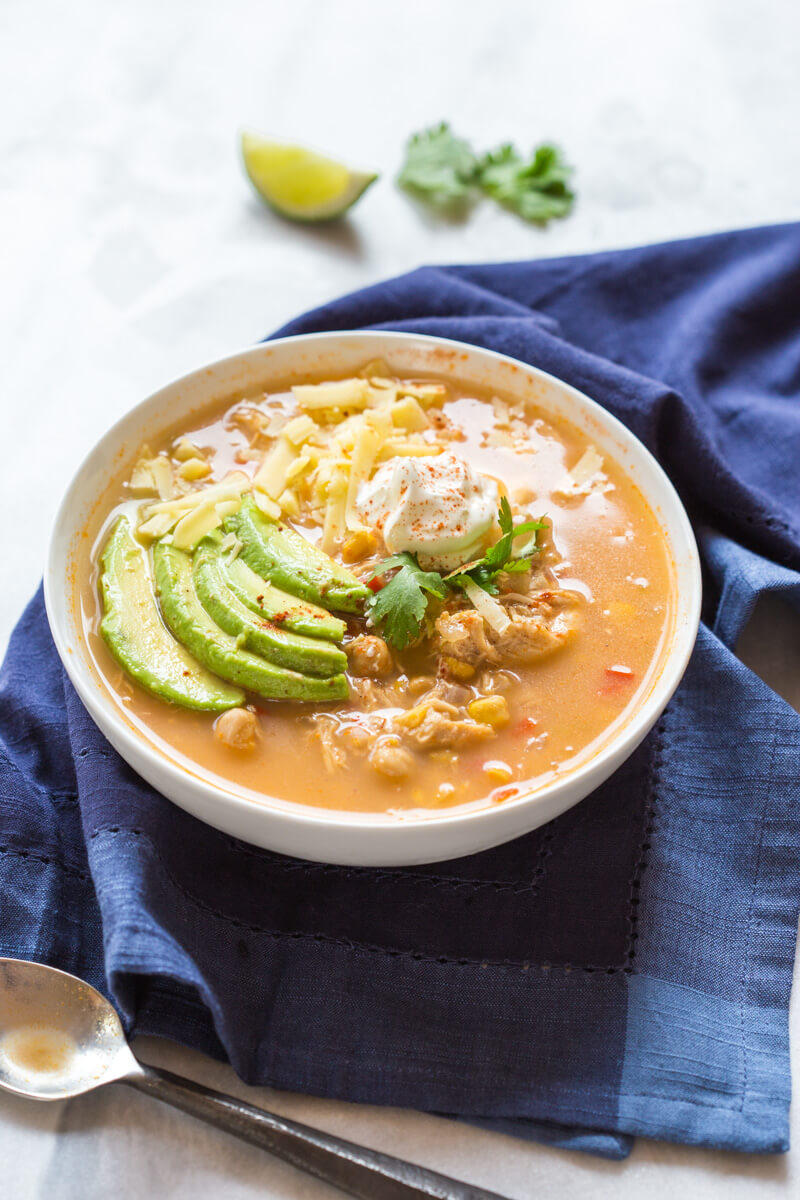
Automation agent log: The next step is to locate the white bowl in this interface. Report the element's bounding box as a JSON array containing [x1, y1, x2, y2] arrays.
[[46, 332, 701, 866]]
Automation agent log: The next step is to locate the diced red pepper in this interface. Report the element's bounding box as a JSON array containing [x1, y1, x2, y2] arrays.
[[492, 786, 519, 805], [598, 666, 636, 696], [367, 576, 386, 593]]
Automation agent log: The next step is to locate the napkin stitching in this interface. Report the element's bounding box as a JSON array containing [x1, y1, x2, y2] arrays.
[[737, 726, 780, 1113], [741, 511, 793, 533], [625, 718, 665, 971], [0, 746, 78, 805], [86, 822, 560, 896], [90, 825, 633, 973], [0, 844, 88, 881]]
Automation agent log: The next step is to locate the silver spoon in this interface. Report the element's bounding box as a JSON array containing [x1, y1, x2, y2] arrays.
[[0, 957, 509, 1200]]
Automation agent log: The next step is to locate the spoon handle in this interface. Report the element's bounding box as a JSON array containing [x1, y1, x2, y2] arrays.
[[123, 1064, 509, 1200]]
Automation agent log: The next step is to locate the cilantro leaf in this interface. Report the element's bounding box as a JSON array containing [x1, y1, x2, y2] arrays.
[[368, 552, 449, 650], [449, 499, 547, 591], [477, 143, 574, 223], [398, 123, 479, 209]]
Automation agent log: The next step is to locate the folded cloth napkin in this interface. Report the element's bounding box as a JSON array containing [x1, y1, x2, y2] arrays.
[[2, 225, 800, 1163]]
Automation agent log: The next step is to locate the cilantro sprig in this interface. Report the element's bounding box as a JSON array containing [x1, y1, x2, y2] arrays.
[[366, 501, 548, 650], [477, 143, 574, 223], [447, 498, 546, 593], [398, 123, 574, 224], [367, 553, 449, 651], [396, 123, 479, 209]]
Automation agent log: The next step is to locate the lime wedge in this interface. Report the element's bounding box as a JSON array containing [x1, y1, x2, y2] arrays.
[[241, 133, 378, 223]]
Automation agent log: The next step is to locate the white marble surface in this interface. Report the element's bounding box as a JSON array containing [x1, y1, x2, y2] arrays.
[[2, 0, 799, 1196]]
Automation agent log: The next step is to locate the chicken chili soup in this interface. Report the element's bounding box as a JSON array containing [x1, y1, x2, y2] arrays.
[[81, 361, 674, 814]]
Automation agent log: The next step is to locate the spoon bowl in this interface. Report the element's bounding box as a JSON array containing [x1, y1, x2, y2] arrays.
[[0, 957, 137, 1100]]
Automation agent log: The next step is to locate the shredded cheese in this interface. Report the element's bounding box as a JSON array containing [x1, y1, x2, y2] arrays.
[[344, 423, 381, 532], [150, 456, 176, 500], [292, 378, 373, 411], [569, 446, 605, 486], [129, 463, 157, 495], [278, 487, 300, 518], [143, 472, 249, 518], [376, 439, 441, 461], [137, 511, 176, 540], [390, 396, 428, 432], [128, 369, 455, 550], [321, 467, 349, 552], [252, 490, 281, 520], [172, 499, 224, 550], [282, 414, 318, 446], [462, 578, 511, 635], [396, 382, 447, 405], [357, 358, 390, 379], [555, 446, 612, 498], [285, 453, 314, 484], [253, 436, 297, 499]]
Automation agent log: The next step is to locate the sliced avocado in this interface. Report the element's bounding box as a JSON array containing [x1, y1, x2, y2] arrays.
[[226, 496, 369, 614], [153, 540, 348, 703], [99, 517, 244, 711], [223, 547, 346, 641], [193, 538, 347, 679]]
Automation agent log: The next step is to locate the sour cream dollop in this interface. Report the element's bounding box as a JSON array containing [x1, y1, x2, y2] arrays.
[[355, 452, 498, 570]]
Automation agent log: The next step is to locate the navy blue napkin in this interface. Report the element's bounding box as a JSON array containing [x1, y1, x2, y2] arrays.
[[2, 224, 799, 1162]]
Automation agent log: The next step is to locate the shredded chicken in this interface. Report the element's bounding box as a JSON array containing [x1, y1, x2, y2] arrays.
[[307, 714, 345, 771], [227, 406, 267, 442], [491, 593, 578, 664], [434, 590, 580, 668], [434, 609, 499, 667], [404, 708, 495, 750], [215, 707, 257, 751], [345, 634, 394, 678]]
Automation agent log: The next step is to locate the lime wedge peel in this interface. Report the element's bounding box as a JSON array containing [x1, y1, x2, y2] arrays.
[[242, 133, 378, 223]]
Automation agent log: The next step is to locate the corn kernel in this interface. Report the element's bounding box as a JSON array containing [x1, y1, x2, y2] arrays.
[[443, 656, 475, 681], [177, 457, 212, 481], [468, 695, 510, 729], [394, 703, 430, 730], [342, 529, 378, 563], [482, 760, 513, 784]]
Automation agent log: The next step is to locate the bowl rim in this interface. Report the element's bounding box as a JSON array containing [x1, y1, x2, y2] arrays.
[[45, 329, 701, 846]]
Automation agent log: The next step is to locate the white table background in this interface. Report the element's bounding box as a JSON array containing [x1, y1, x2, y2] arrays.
[[2, 0, 799, 1195]]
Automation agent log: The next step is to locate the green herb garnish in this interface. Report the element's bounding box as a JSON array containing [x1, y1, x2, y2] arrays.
[[367, 502, 547, 649], [447, 498, 546, 593], [477, 143, 574, 223], [397, 122, 479, 209], [368, 552, 450, 650], [398, 124, 574, 224]]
